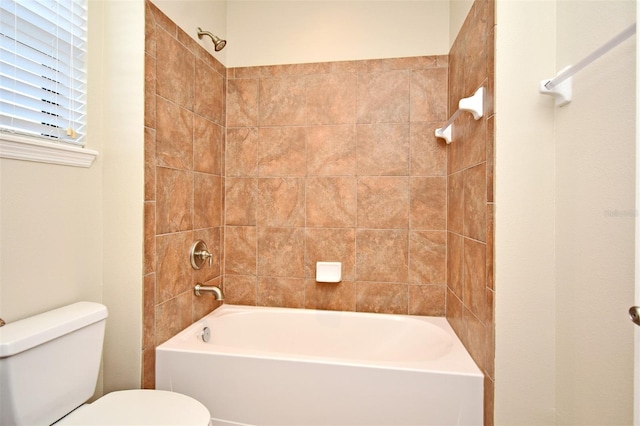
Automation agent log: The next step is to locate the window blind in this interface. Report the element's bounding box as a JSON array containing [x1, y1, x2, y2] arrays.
[[0, 0, 87, 146]]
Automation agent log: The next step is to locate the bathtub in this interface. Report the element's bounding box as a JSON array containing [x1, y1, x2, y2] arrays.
[[155, 304, 483, 426]]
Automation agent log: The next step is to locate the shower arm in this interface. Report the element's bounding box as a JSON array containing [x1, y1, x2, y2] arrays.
[[197, 27, 216, 42]]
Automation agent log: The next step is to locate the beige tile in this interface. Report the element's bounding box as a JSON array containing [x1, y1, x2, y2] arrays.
[[408, 284, 446, 316], [448, 171, 464, 235], [464, 163, 487, 242], [357, 70, 410, 123], [194, 117, 222, 175], [485, 376, 495, 426], [195, 59, 224, 125], [357, 177, 409, 229], [257, 227, 305, 278], [258, 127, 306, 177], [356, 123, 409, 176], [447, 232, 464, 300], [486, 203, 495, 291], [227, 79, 259, 127], [306, 177, 357, 228], [464, 112, 487, 169], [409, 231, 446, 284], [356, 281, 408, 314], [224, 226, 257, 276], [142, 347, 155, 389], [223, 275, 257, 305], [410, 67, 448, 122], [410, 177, 446, 230], [155, 231, 193, 304], [486, 26, 496, 120], [446, 289, 464, 337], [225, 178, 257, 226], [305, 279, 356, 311], [307, 125, 356, 176], [144, 202, 155, 275], [463, 13, 490, 97], [226, 128, 258, 177], [356, 230, 408, 282], [194, 173, 222, 229], [463, 308, 489, 373], [257, 277, 305, 308], [487, 115, 495, 203], [156, 97, 193, 170], [156, 29, 194, 109], [447, 121, 466, 175], [144, 127, 156, 201], [142, 273, 155, 349], [464, 238, 487, 321], [156, 167, 193, 234], [155, 292, 191, 345], [410, 122, 447, 176], [257, 178, 305, 227], [305, 72, 357, 125], [144, 53, 156, 129], [259, 76, 306, 126]]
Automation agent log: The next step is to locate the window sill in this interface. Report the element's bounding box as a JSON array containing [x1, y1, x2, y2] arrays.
[[0, 134, 98, 168]]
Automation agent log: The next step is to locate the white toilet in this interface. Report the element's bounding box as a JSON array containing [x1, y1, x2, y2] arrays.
[[0, 302, 211, 426]]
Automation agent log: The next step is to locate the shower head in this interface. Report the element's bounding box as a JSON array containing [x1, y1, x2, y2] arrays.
[[197, 27, 227, 51]]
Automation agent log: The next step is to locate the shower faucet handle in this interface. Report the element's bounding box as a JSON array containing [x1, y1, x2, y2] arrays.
[[197, 250, 213, 267], [190, 240, 213, 269]]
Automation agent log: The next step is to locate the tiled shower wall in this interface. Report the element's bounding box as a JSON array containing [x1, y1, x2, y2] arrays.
[[446, 0, 495, 423], [142, 1, 226, 389], [224, 58, 450, 313]]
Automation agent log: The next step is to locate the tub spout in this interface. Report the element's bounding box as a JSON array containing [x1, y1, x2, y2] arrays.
[[194, 284, 224, 300]]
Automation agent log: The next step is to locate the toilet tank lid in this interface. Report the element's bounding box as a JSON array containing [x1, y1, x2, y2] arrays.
[[0, 302, 108, 358]]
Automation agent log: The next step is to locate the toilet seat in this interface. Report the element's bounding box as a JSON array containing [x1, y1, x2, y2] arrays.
[[57, 390, 211, 425]]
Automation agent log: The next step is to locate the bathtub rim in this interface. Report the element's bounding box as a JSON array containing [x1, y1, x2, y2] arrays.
[[156, 304, 484, 377]]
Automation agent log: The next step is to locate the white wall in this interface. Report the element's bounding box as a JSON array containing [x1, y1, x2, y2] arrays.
[[554, 1, 635, 423], [495, 0, 636, 424], [0, 159, 103, 322], [494, 1, 557, 422], [0, 0, 145, 396], [97, 0, 146, 393], [226, 0, 450, 67], [0, 7, 107, 323]]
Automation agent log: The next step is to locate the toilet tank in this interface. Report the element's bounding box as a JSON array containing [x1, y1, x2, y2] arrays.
[[0, 302, 108, 426]]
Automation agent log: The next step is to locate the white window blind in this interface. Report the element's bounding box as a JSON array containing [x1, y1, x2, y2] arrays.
[[0, 0, 87, 147]]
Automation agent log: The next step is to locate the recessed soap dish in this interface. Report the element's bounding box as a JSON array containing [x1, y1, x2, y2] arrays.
[[316, 261, 342, 283]]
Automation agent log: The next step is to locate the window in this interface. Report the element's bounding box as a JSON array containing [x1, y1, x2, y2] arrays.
[[0, 0, 96, 167]]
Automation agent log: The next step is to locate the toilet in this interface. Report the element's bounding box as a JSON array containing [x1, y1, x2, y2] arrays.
[[0, 302, 211, 426]]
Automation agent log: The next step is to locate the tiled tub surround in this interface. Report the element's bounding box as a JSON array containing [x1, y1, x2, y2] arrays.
[[143, 0, 495, 422], [143, 1, 226, 389], [446, 1, 495, 424], [224, 57, 449, 315]]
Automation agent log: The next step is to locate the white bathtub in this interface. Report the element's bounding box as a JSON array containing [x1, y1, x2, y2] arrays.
[[155, 304, 483, 426]]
